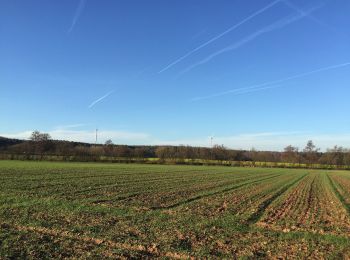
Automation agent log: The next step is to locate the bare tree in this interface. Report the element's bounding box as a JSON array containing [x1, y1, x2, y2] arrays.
[[29, 130, 53, 154], [105, 139, 113, 146], [104, 139, 114, 156], [134, 147, 147, 158], [282, 145, 299, 164], [303, 140, 320, 165], [320, 146, 346, 166], [30, 130, 51, 142]]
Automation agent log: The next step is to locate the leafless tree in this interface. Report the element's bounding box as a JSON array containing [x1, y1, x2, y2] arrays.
[[104, 139, 114, 156], [30, 130, 51, 142], [303, 140, 320, 165], [29, 130, 53, 154], [282, 145, 299, 164]]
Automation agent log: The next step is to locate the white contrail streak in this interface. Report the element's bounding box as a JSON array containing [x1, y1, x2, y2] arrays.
[[283, 0, 337, 33], [68, 0, 86, 33], [181, 5, 321, 75], [191, 62, 350, 101], [88, 91, 114, 108], [55, 124, 86, 129], [158, 0, 282, 73], [227, 85, 283, 96]]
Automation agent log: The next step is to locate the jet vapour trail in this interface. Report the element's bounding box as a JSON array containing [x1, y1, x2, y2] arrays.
[[68, 0, 86, 33], [191, 62, 350, 101], [158, 0, 282, 73], [181, 5, 321, 75], [88, 91, 114, 108], [283, 0, 338, 34], [226, 85, 284, 96]]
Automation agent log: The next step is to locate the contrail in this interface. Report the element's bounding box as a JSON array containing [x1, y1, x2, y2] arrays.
[[226, 84, 284, 96], [283, 0, 337, 33], [68, 0, 86, 33], [181, 5, 321, 75], [191, 62, 350, 101], [88, 91, 114, 108], [194, 85, 284, 101], [158, 0, 281, 73], [56, 124, 86, 129]]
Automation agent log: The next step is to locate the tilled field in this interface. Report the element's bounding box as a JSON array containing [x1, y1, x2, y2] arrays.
[[1, 161, 350, 259]]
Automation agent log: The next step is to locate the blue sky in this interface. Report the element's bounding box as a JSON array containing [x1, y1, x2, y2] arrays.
[[1, 0, 350, 151]]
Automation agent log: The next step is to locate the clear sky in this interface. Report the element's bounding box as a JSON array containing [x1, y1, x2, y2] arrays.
[[1, 0, 350, 151]]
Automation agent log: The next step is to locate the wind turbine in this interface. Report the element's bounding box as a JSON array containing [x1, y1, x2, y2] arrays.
[[95, 128, 98, 145], [209, 134, 214, 147]]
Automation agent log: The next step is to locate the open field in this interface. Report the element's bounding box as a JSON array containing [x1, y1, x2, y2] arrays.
[[1, 161, 350, 259]]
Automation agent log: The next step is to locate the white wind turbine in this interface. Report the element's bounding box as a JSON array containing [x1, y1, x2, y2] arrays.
[[209, 134, 215, 148]]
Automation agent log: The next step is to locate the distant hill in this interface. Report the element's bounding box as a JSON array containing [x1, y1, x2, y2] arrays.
[[0, 136, 24, 148], [0, 136, 93, 148], [0, 136, 152, 149], [0, 136, 349, 169]]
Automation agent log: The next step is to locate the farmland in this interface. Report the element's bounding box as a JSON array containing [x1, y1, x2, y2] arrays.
[[1, 161, 350, 258]]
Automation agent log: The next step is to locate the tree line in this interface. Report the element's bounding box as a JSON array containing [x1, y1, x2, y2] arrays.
[[1, 131, 350, 167]]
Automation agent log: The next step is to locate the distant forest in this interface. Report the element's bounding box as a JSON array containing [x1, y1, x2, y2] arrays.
[[1, 131, 350, 168]]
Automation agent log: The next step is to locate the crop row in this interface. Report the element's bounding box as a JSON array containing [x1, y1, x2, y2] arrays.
[[327, 172, 350, 212], [1, 163, 288, 210], [162, 171, 305, 229], [258, 172, 350, 235], [2, 161, 350, 258]]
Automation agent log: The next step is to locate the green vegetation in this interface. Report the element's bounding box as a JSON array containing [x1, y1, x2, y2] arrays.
[[2, 134, 350, 170], [1, 160, 350, 258]]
